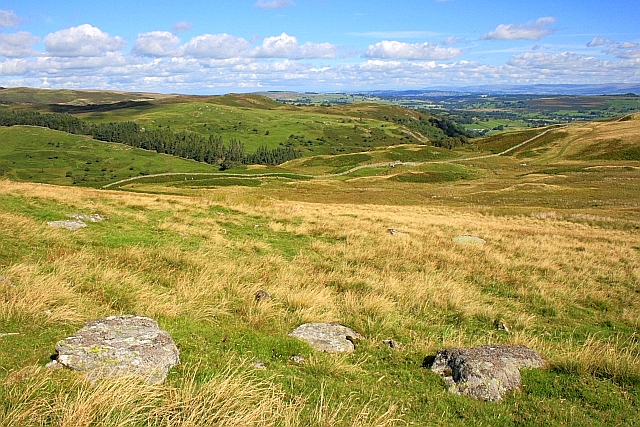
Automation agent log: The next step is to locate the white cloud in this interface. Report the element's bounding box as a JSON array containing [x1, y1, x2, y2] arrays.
[[587, 37, 616, 47], [291, 42, 339, 59], [0, 32, 39, 57], [482, 17, 556, 41], [616, 49, 640, 59], [171, 21, 193, 34], [364, 40, 462, 60], [44, 24, 126, 57], [182, 33, 251, 58], [0, 10, 21, 27], [251, 33, 298, 58], [254, 0, 295, 10], [619, 41, 639, 49], [133, 31, 181, 57]]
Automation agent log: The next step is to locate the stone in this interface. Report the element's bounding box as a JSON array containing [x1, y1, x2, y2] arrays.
[[47, 220, 87, 231], [387, 228, 400, 235], [431, 345, 544, 402], [252, 360, 267, 370], [383, 339, 402, 349], [68, 213, 106, 223], [290, 355, 305, 364], [452, 235, 486, 246], [52, 315, 179, 384], [289, 323, 363, 353], [494, 319, 510, 332], [255, 289, 272, 302]]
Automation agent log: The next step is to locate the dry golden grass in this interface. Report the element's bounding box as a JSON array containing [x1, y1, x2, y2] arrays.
[[1, 173, 639, 425]]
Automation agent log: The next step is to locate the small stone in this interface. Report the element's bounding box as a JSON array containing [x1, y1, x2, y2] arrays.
[[47, 220, 87, 231], [494, 319, 510, 332], [255, 289, 272, 302], [387, 229, 400, 235], [290, 355, 305, 364], [252, 360, 267, 370], [383, 339, 402, 349], [289, 323, 363, 353], [452, 235, 486, 246]]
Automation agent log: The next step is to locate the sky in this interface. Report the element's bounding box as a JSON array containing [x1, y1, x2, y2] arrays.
[[0, 0, 639, 94]]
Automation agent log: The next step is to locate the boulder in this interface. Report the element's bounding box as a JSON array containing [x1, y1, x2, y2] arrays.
[[255, 289, 272, 302], [50, 315, 179, 384], [431, 345, 544, 401], [47, 220, 87, 231], [289, 323, 363, 353]]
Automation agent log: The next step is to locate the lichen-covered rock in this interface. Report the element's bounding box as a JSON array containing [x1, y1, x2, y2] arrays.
[[52, 315, 179, 384], [431, 345, 544, 401], [47, 219, 87, 231], [289, 323, 363, 353]]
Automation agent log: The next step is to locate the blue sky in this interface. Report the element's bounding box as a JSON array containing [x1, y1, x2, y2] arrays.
[[0, 0, 639, 94]]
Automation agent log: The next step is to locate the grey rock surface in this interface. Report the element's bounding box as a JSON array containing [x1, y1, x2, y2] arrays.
[[289, 323, 363, 353], [452, 235, 486, 246], [47, 219, 87, 231], [431, 345, 544, 401], [52, 315, 179, 384], [68, 213, 107, 222]]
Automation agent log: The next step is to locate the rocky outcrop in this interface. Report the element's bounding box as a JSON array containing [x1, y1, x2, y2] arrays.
[[48, 315, 179, 384], [431, 345, 544, 401], [289, 323, 363, 353]]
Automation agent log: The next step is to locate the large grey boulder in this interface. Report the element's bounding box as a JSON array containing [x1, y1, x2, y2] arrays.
[[49, 315, 179, 384], [289, 323, 363, 353], [431, 345, 544, 401]]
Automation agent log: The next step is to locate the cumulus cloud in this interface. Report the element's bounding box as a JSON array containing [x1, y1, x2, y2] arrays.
[[0, 10, 21, 27], [171, 21, 193, 34], [133, 31, 181, 57], [254, 0, 295, 10], [291, 42, 339, 59], [587, 37, 616, 47], [364, 40, 462, 60], [44, 24, 126, 57], [250, 33, 339, 59], [182, 33, 251, 58], [251, 33, 298, 58], [482, 17, 556, 41], [0, 32, 39, 57]]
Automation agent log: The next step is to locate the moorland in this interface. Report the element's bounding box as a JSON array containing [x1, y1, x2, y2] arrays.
[[0, 87, 639, 426]]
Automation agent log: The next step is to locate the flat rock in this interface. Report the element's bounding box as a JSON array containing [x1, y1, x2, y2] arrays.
[[52, 315, 179, 384], [47, 219, 87, 231], [431, 345, 544, 401], [452, 235, 486, 246], [68, 213, 107, 222], [289, 323, 363, 353]]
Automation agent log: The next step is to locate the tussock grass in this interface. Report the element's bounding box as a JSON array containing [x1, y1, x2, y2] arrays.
[[1, 176, 639, 425]]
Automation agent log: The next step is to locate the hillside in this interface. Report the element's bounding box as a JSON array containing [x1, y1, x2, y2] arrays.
[[0, 94, 639, 426]]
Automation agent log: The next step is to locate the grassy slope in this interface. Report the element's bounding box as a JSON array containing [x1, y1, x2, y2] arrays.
[[0, 116, 639, 426], [0, 126, 218, 187]]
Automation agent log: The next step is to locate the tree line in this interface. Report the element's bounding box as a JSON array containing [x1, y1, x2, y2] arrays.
[[0, 109, 301, 168]]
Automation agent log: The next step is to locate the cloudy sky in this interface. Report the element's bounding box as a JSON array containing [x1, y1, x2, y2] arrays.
[[1, 0, 639, 94]]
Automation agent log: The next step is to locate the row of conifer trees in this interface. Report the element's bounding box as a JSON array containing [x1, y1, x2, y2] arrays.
[[0, 109, 301, 167]]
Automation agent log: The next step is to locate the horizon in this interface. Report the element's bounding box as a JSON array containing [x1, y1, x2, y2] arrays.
[[1, 1, 639, 94]]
